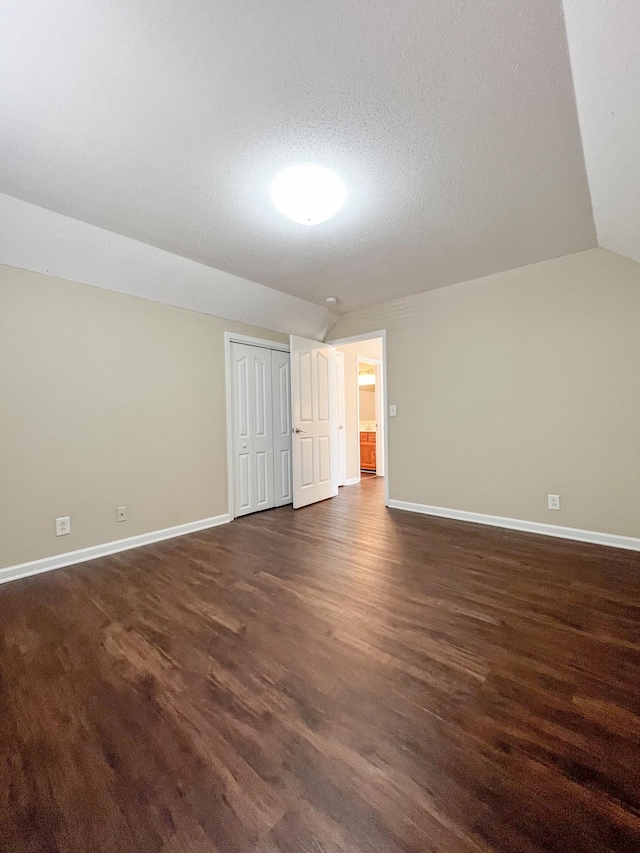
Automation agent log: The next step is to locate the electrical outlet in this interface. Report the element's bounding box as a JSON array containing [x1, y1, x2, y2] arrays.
[[117, 506, 127, 522], [56, 516, 71, 536], [548, 494, 560, 511], [389, 404, 397, 416]]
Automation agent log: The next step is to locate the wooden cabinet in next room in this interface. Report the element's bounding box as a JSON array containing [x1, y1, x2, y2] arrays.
[[360, 431, 376, 471]]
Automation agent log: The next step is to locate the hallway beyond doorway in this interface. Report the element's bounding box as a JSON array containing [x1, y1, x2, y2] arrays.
[[331, 334, 386, 492]]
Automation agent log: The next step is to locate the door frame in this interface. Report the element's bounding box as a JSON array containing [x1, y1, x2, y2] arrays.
[[335, 350, 347, 486], [325, 330, 389, 508], [224, 332, 290, 521], [356, 356, 385, 478]]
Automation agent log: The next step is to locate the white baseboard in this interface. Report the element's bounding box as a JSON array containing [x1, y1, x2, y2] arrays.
[[344, 477, 361, 486], [387, 500, 640, 552], [0, 513, 231, 586]]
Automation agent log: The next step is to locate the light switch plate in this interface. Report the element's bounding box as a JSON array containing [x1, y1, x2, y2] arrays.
[[389, 404, 397, 416]]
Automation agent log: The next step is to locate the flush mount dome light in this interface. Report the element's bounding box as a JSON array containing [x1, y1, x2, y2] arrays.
[[270, 165, 346, 225]]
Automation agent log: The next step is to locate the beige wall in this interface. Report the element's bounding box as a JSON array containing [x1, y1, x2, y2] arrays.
[[335, 338, 383, 481], [4, 246, 638, 569], [330, 248, 640, 538], [0, 265, 287, 569]]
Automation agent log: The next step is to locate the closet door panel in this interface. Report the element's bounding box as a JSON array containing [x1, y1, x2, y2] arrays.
[[272, 350, 293, 506], [230, 343, 275, 516]]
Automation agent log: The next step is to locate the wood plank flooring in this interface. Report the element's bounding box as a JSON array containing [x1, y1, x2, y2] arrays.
[[1, 477, 639, 852]]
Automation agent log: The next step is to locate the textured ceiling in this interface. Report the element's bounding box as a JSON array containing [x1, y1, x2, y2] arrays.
[[562, 0, 640, 266], [1, 0, 596, 313]]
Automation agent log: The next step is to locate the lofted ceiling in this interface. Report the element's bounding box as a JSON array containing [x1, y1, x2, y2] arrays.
[[1, 1, 597, 313], [562, 0, 640, 267]]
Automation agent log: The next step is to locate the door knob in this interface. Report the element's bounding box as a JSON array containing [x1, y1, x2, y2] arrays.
[[242, 443, 247, 449], [294, 428, 306, 434], [337, 424, 344, 430]]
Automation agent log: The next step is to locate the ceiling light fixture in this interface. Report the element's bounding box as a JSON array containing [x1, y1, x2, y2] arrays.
[[325, 296, 338, 306], [270, 165, 346, 225]]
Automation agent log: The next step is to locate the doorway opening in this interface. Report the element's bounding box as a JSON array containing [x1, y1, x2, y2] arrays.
[[357, 357, 384, 478], [327, 332, 387, 505]]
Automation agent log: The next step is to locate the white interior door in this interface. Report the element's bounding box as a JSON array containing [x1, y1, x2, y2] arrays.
[[335, 351, 346, 486], [271, 349, 293, 506], [230, 343, 275, 517], [290, 335, 338, 508]]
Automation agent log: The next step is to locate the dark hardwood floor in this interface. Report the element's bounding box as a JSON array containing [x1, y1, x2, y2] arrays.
[[1, 477, 639, 852]]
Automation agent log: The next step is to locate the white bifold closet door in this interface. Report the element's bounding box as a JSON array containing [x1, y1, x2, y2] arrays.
[[230, 343, 292, 517], [271, 349, 293, 508]]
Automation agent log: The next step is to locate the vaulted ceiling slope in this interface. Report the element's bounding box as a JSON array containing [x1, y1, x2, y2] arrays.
[[1, 1, 596, 313], [562, 0, 640, 267], [0, 193, 336, 340]]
